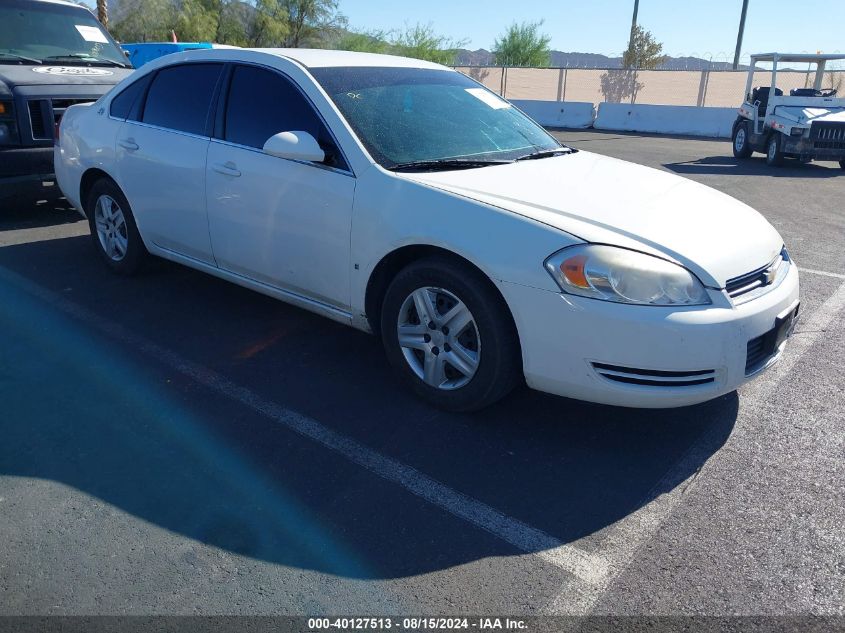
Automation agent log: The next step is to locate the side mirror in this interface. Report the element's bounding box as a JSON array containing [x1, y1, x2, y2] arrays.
[[262, 131, 325, 163]]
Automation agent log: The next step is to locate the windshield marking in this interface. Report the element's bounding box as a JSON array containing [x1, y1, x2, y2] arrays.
[[465, 88, 511, 110]]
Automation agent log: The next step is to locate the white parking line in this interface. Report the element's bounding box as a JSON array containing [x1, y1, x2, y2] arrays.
[[543, 277, 845, 615], [798, 267, 845, 280], [0, 266, 609, 586]]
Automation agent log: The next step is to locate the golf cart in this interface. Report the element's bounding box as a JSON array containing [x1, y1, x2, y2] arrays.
[[732, 53, 845, 169]]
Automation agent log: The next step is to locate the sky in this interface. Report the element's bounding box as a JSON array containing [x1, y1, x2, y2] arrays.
[[340, 0, 845, 62]]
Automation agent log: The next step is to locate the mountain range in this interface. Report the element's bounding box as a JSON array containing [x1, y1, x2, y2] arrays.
[[453, 49, 745, 70]]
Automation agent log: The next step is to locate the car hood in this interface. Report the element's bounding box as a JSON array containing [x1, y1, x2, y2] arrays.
[[0, 64, 132, 89], [401, 150, 783, 288], [774, 105, 845, 124]]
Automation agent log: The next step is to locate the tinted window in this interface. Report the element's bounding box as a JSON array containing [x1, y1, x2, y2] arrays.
[[143, 64, 223, 135], [224, 65, 344, 167], [110, 74, 151, 120]]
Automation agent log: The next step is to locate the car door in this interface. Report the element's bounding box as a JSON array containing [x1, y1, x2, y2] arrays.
[[115, 62, 224, 265], [205, 63, 355, 310]]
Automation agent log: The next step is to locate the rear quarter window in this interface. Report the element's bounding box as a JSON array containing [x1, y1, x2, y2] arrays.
[[109, 74, 151, 120]]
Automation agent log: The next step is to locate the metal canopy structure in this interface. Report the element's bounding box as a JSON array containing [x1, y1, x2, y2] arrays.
[[745, 53, 845, 97], [750, 53, 845, 64]]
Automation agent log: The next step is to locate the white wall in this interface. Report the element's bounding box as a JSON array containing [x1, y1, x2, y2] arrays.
[[510, 100, 595, 129], [593, 103, 737, 138], [511, 99, 738, 138]]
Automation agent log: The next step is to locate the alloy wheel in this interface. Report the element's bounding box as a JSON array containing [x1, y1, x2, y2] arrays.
[[94, 194, 129, 262], [396, 287, 481, 390]]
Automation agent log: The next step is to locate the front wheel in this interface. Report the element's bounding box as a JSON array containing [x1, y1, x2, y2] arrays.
[[380, 257, 522, 412], [765, 134, 785, 167], [732, 121, 753, 159]]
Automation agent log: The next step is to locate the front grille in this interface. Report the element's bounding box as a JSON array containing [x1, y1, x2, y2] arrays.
[[592, 362, 716, 387], [810, 121, 845, 151], [27, 99, 48, 139], [27, 98, 96, 141], [725, 252, 787, 302]]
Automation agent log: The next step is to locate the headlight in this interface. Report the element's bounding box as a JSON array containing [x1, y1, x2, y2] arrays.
[[0, 100, 18, 145], [544, 244, 711, 306]]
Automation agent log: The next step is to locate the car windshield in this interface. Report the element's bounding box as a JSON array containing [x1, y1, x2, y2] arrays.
[[0, 0, 129, 67], [310, 66, 563, 168]]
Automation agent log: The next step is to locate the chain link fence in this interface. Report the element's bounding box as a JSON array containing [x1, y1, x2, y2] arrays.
[[455, 67, 845, 108]]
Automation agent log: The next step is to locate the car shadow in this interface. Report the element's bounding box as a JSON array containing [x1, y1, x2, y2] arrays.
[[665, 155, 843, 177], [0, 197, 82, 231], [0, 234, 739, 580]]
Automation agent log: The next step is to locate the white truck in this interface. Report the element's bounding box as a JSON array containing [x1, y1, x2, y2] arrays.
[[731, 53, 845, 169]]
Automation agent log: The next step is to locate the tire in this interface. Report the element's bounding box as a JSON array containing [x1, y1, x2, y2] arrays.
[[732, 121, 753, 159], [85, 178, 148, 275], [380, 256, 522, 412], [765, 134, 785, 167]]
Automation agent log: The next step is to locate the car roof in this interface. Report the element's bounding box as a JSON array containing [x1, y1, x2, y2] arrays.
[[19, 0, 88, 7], [252, 48, 449, 70], [750, 52, 845, 63]]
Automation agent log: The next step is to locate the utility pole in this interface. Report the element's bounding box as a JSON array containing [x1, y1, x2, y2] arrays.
[[627, 0, 640, 52], [732, 0, 749, 70]]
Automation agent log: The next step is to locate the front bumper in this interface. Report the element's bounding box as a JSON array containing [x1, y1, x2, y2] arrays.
[[500, 262, 800, 408], [0, 147, 59, 210]]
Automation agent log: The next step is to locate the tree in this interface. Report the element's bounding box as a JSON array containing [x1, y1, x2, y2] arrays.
[[247, 0, 290, 47], [173, 0, 218, 42], [601, 25, 666, 104], [493, 20, 551, 67], [334, 23, 464, 65], [110, 0, 175, 42], [96, 0, 108, 27], [334, 30, 390, 54], [622, 25, 666, 70], [280, 0, 345, 47], [391, 23, 465, 65]]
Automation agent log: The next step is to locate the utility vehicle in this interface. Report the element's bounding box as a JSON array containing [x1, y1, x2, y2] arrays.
[[732, 53, 845, 169]]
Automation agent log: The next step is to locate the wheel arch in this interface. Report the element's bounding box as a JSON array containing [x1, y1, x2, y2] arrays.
[[79, 167, 119, 215], [364, 244, 519, 349]]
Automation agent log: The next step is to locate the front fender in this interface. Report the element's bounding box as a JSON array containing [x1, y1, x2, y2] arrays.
[[349, 167, 580, 318]]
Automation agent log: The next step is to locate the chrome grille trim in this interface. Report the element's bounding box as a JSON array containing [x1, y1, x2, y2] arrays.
[[725, 252, 790, 305], [592, 363, 717, 388]]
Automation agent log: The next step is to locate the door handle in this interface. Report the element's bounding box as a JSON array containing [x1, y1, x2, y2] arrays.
[[212, 162, 241, 177], [118, 138, 139, 151]]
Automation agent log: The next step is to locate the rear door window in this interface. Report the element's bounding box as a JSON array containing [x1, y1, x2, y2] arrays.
[[142, 63, 223, 136]]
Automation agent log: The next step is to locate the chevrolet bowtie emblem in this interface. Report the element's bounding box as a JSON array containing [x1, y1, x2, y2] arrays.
[[763, 267, 777, 285]]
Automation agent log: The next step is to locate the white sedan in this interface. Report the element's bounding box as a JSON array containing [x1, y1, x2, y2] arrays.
[[55, 48, 800, 411]]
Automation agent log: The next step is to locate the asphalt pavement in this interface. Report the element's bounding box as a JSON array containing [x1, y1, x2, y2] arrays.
[[0, 131, 842, 623]]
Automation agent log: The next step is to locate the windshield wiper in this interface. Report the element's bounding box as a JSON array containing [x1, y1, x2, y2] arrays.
[[0, 52, 42, 64], [515, 148, 576, 161], [42, 54, 128, 68], [389, 158, 513, 172]]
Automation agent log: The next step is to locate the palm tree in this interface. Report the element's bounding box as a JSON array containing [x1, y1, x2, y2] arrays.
[[97, 0, 108, 28]]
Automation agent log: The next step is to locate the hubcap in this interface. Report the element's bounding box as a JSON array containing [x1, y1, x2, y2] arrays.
[[94, 194, 128, 262], [396, 287, 481, 390], [735, 127, 746, 151], [768, 138, 777, 161]]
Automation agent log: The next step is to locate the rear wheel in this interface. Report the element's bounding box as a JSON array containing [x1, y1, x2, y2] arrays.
[[86, 178, 148, 274], [380, 257, 521, 412], [765, 134, 785, 167], [732, 121, 753, 159]]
